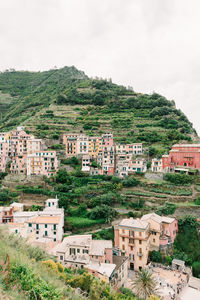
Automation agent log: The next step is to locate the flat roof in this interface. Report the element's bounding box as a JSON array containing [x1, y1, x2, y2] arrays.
[[28, 216, 61, 224], [85, 261, 116, 278], [172, 259, 185, 267], [118, 218, 149, 230]]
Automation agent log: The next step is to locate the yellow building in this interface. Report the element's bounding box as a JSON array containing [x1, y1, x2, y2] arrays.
[[88, 137, 102, 159]]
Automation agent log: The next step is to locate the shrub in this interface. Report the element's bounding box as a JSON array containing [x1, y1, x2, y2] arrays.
[[155, 202, 176, 216], [122, 176, 140, 187], [192, 261, 200, 278], [195, 196, 200, 205], [89, 205, 117, 222], [150, 251, 162, 263], [164, 173, 194, 185]]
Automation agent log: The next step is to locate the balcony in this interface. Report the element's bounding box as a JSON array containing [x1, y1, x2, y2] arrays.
[[137, 252, 143, 257]]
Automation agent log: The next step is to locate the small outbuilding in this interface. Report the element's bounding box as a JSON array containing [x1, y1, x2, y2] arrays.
[[172, 259, 185, 272]]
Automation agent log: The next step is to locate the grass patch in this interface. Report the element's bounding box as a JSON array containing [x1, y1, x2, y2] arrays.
[[67, 217, 105, 228]]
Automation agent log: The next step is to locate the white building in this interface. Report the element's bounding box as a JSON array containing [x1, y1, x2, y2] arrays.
[[81, 154, 90, 172], [151, 158, 163, 172], [77, 134, 89, 155]]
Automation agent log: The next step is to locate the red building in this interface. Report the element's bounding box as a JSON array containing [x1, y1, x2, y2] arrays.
[[163, 144, 200, 171]]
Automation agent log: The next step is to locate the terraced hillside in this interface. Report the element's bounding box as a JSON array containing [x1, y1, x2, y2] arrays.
[[0, 67, 198, 156]]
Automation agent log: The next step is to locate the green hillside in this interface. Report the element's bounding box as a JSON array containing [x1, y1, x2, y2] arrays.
[[0, 66, 197, 156], [0, 227, 136, 300]]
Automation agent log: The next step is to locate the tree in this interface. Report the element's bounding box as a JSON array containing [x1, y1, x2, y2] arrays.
[[132, 269, 160, 300], [89, 205, 117, 223], [192, 261, 200, 278], [150, 251, 162, 263]]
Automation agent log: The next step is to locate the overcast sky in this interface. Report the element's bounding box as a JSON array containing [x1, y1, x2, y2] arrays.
[[0, 0, 200, 134]]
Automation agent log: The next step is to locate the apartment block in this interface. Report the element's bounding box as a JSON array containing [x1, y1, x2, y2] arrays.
[[116, 143, 143, 155], [88, 136, 102, 159], [102, 145, 115, 175], [10, 155, 27, 175], [114, 218, 150, 271], [27, 151, 58, 178], [81, 154, 91, 172], [114, 213, 178, 271], [162, 144, 200, 172]]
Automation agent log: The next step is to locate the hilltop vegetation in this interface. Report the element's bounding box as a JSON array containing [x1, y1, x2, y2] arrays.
[[0, 66, 197, 155]]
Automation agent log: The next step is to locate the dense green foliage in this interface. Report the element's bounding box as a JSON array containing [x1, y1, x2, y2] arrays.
[[173, 215, 200, 270], [164, 173, 194, 185], [155, 202, 176, 216]]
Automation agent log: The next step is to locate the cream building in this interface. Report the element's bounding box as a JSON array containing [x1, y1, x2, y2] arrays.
[[151, 158, 163, 172], [114, 218, 150, 271]]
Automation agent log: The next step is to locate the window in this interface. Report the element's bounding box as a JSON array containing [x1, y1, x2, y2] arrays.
[[70, 248, 76, 255], [45, 231, 48, 236], [53, 224, 56, 230], [139, 240, 142, 245], [130, 246, 133, 251], [77, 249, 80, 253], [83, 249, 89, 254], [153, 238, 155, 243], [122, 244, 125, 251], [54, 238, 56, 242], [139, 232, 142, 237], [139, 257, 142, 261], [29, 223, 32, 227], [45, 224, 47, 228], [54, 231, 56, 235], [36, 224, 39, 230], [96, 256, 98, 259], [36, 231, 39, 234], [60, 255, 63, 261], [122, 237, 125, 242]]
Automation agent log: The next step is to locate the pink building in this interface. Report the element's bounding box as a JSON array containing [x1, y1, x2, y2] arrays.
[[11, 155, 27, 175], [0, 142, 9, 172], [102, 133, 114, 147], [10, 128, 33, 157], [163, 144, 200, 171], [63, 133, 79, 157], [0, 207, 13, 223]]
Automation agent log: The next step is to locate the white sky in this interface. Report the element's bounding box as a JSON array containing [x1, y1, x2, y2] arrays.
[[0, 0, 200, 134]]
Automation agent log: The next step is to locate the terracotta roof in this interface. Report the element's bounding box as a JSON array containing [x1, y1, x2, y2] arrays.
[[28, 216, 61, 224]]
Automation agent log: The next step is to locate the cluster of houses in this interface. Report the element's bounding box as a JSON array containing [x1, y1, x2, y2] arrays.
[[63, 133, 146, 177], [1, 126, 200, 179], [0, 197, 178, 288], [151, 144, 200, 174], [0, 198, 64, 242], [0, 126, 59, 177], [64, 133, 200, 177]]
